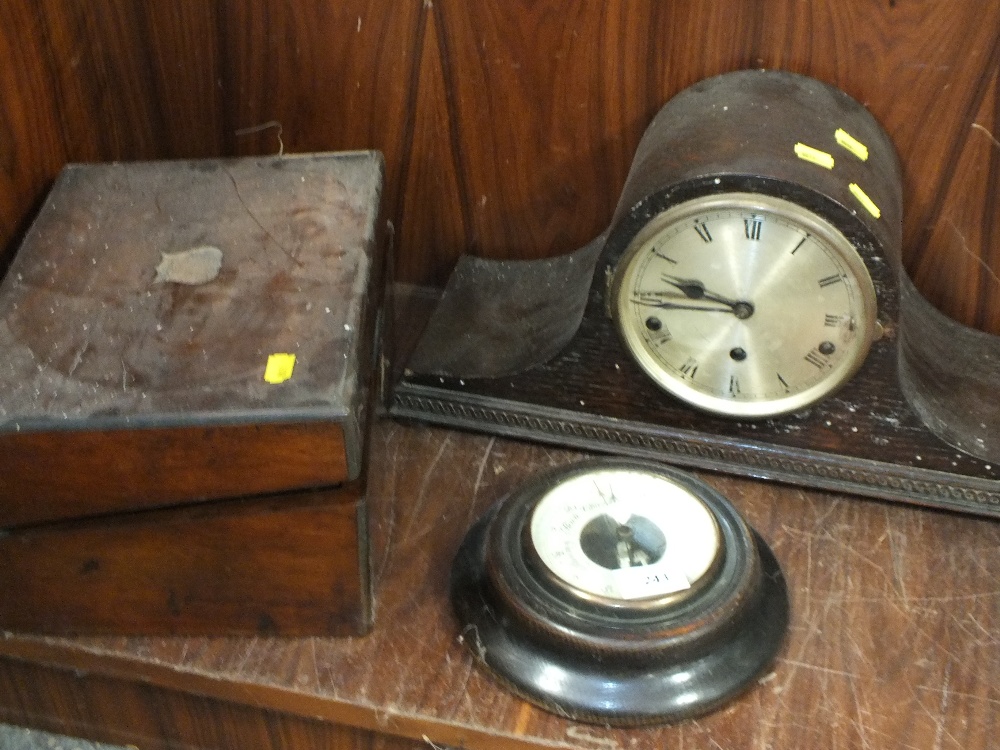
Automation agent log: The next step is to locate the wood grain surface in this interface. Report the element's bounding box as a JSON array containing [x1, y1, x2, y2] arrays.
[[0, 657, 427, 750], [0, 153, 385, 526], [0, 484, 369, 637], [0, 422, 349, 527], [2, 418, 1000, 748], [2, 1, 1000, 330]]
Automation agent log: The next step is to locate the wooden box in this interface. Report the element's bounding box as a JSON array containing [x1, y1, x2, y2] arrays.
[[0, 153, 387, 636]]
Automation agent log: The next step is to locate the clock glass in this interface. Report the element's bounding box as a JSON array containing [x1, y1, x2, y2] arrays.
[[611, 192, 878, 417]]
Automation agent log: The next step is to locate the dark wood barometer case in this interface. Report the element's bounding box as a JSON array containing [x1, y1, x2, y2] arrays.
[[390, 70, 1000, 518], [0, 152, 387, 636]]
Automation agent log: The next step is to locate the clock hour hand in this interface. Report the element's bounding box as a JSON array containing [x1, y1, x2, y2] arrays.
[[657, 276, 755, 320], [660, 275, 741, 307]]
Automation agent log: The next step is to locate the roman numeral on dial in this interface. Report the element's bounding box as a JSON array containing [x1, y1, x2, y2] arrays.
[[729, 375, 740, 396], [744, 217, 763, 240], [818, 274, 845, 288], [804, 349, 830, 368], [678, 358, 699, 379]]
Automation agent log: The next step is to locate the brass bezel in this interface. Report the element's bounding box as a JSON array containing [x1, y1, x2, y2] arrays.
[[610, 192, 879, 418]]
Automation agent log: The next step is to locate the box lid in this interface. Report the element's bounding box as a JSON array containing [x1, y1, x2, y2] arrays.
[[0, 153, 385, 527]]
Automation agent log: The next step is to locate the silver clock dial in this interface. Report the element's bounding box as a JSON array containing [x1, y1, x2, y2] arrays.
[[611, 193, 878, 417], [528, 468, 721, 608]]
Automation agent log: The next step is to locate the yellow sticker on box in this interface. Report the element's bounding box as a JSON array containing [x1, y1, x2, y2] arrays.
[[264, 353, 296, 383]]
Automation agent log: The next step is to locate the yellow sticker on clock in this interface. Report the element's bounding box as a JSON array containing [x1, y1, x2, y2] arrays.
[[794, 142, 835, 169], [835, 128, 869, 161], [849, 183, 881, 219], [264, 353, 296, 383]]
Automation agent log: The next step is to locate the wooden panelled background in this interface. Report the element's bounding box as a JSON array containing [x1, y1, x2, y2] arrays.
[[2, 1, 1000, 331]]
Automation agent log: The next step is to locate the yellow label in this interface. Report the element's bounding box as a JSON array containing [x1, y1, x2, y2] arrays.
[[264, 353, 296, 383], [849, 183, 881, 219], [835, 128, 869, 161], [794, 142, 835, 169]]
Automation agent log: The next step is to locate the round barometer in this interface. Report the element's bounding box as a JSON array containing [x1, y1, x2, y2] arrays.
[[450, 458, 788, 725]]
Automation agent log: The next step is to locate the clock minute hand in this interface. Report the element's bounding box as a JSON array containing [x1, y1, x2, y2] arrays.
[[632, 297, 736, 314]]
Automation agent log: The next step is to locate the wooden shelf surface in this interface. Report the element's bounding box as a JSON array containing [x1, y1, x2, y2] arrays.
[[3, 418, 1000, 749]]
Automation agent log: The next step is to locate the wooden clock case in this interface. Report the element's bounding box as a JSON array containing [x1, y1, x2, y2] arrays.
[[391, 71, 1000, 518]]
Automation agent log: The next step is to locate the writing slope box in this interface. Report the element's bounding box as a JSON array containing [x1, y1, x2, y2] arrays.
[[0, 484, 372, 637], [0, 153, 387, 529]]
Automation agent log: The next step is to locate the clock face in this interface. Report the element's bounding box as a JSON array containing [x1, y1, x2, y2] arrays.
[[528, 468, 721, 609], [611, 192, 878, 417]]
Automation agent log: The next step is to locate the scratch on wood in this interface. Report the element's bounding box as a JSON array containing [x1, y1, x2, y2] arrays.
[[309, 636, 321, 689], [847, 671, 874, 750], [771, 623, 825, 699], [964, 613, 1000, 646], [845, 630, 875, 672], [781, 525, 892, 581], [235, 119, 284, 156], [374, 434, 405, 580], [565, 725, 621, 749], [471, 436, 496, 505], [945, 218, 1000, 288], [930, 659, 954, 750], [68, 340, 89, 376], [232, 637, 260, 674], [403, 433, 452, 539], [459, 623, 487, 660], [221, 165, 304, 268], [802, 527, 813, 621], [444, 658, 480, 720], [778, 658, 861, 681], [972, 122, 1000, 149], [918, 683, 1000, 707], [883, 508, 910, 608]]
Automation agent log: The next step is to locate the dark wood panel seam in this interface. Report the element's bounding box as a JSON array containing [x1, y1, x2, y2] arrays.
[[216, 1, 235, 154], [392, 0, 431, 241], [977, 67, 1000, 330], [431, 0, 475, 254], [129, 4, 169, 158], [0, 482, 353, 536], [34, 6, 74, 162], [912, 29, 1000, 280]]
